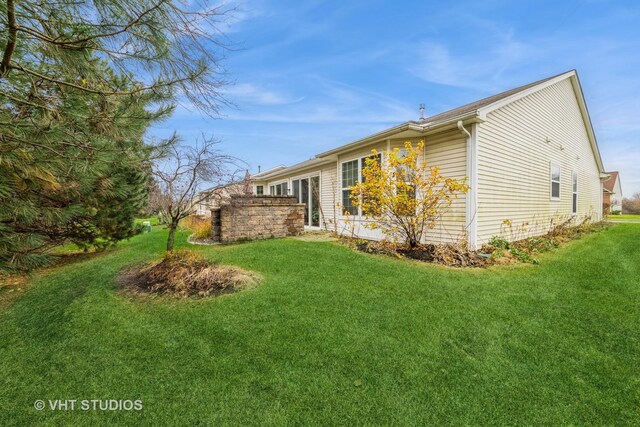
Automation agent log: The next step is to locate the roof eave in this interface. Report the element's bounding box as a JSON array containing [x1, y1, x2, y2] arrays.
[[476, 70, 605, 174], [251, 165, 288, 179], [315, 122, 425, 158], [315, 113, 480, 159], [251, 158, 335, 181], [571, 73, 605, 173]]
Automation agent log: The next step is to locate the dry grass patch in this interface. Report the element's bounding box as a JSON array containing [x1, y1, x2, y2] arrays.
[[120, 250, 259, 298], [181, 215, 212, 240]]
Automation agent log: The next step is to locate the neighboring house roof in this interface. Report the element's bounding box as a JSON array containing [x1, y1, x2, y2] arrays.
[[198, 181, 242, 197], [261, 70, 605, 180], [603, 171, 620, 194]]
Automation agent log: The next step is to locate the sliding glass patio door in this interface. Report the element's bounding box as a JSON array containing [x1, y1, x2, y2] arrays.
[[292, 176, 320, 227]]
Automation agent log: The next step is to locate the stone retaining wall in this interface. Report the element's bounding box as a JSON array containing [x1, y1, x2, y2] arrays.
[[211, 195, 305, 243]]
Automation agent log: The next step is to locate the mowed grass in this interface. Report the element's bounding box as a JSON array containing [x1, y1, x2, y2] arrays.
[[607, 214, 640, 222], [0, 225, 639, 425]]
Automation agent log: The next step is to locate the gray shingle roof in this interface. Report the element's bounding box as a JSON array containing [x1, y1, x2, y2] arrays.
[[254, 70, 586, 180], [410, 70, 574, 126]]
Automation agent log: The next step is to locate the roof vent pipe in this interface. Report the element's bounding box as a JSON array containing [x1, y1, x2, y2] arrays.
[[419, 103, 425, 120]]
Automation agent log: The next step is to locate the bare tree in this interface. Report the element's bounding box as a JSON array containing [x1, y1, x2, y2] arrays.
[[151, 136, 240, 251], [622, 193, 640, 215]]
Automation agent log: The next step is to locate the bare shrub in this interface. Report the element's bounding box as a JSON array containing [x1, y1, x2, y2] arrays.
[[429, 241, 487, 267], [483, 219, 608, 264], [120, 250, 259, 298], [622, 193, 640, 214]]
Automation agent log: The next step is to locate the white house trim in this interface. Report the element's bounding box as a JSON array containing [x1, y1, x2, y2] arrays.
[[463, 122, 478, 250]]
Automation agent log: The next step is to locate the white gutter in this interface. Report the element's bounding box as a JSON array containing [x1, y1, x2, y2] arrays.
[[316, 113, 479, 159], [316, 122, 425, 158]]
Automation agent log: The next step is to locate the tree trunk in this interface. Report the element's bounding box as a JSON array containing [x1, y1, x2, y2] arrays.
[[0, 0, 17, 77], [167, 223, 177, 251]]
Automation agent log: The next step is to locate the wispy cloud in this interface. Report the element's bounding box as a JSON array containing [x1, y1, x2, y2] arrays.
[[408, 32, 533, 91], [223, 76, 415, 124], [223, 83, 304, 105], [151, 0, 640, 194]]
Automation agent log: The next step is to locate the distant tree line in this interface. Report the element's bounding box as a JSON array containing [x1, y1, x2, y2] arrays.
[[622, 193, 640, 215], [0, 0, 234, 271]]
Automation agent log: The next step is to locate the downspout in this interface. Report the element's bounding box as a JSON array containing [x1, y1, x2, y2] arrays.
[[458, 120, 478, 250], [457, 120, 471, 138]]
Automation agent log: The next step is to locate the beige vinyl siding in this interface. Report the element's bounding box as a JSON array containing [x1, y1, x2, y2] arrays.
[[319, 162, 338, 231], [476, 78, 602, 244], [334, 132, 467, 243], [420, 130, 468, 243]]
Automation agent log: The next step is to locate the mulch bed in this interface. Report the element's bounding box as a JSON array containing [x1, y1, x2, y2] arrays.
[[341, 220, 609, 268]]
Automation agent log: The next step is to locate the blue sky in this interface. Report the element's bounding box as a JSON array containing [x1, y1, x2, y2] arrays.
[[151, 0, 640, 196]]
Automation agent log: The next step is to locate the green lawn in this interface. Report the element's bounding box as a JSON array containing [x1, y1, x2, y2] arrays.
[[1, 225, 639, 425], [607, 214, 640, 221]]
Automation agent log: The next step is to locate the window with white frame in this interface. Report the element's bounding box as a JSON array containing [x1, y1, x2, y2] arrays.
[[341, 154, 382, 216], [270, 182, 288, 195], [572, 171, 578, 214], [256, 185, 264, 195], [550, 162, 561, 199], [341, 159, 359, 215], [361, 154, 382, 216], [394, 148, 415, 202]]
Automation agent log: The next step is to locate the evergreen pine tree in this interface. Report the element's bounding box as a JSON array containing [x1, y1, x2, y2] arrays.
[[0, 0, 231, 271]]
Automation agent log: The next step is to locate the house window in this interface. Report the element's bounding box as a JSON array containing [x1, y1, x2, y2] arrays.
[[393, 149, 415, 203], [256, 185, 264, 195], [341, 159, 359, 215], [572, 172, 578, 214], [361, 153, 382, 181], [550, 162, 561, 199], [361, 154, 382, 216], [341, 154, 382, 216], [270, 182, 288, 195], [292, 180, 300, 200]]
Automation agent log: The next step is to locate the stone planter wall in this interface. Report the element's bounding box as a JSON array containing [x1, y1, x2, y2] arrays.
[[211, 195, 305, 243]]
